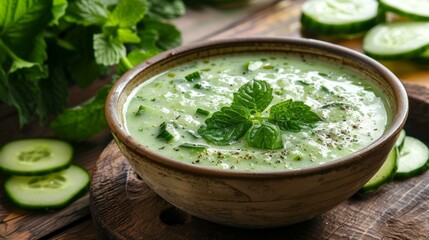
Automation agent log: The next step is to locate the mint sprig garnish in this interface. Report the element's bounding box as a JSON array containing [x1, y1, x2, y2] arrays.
[[197, 80, 321, 150]]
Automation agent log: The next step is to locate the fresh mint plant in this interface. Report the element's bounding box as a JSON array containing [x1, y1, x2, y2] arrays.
[[198, 80, 322, 150], [0, 0, 184, 141]]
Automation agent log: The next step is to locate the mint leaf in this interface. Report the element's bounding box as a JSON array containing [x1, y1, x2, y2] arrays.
[[147, 0, 185, 19], [2, 40, 40, 74], [269, 99, 321, 132], [0, 0, 51, 83], [0, 0, 52, 57], [198, 106, 252, 145], [27, 34, 48, 65], [93, 33, 126, 66], [138, 19, 181, 51], [65, 0, 109, 26], [0, 35, 49, 126], [127, 49, 158, 65], [15, 34, 48, 80], [246, 122, 283, 150], [50, 85, 111, 141], [232, 80, 273, 113], [137, 28, 161, 53], [62, 26, 102, 88], [36, 63, 68, 123], [102, 0, 119, 6], [107, 0, 147, 28], [51, 0, 68, 25], [117, 28, 141, 43], [0, 67, 40, 126]]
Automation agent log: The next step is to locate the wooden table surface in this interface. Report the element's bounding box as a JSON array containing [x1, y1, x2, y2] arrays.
[[1, 0, 429, 239]]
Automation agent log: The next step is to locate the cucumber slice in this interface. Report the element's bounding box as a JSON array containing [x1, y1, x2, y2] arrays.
[[395, 129, 406, 150], [360, 147, 397, 193], [395, 136, 429, 180], [301, 0, 379, 36], [4, 165, 90, 210], [380, 0, 429, 20], [0, 139, 73, 176], [363, 22, 429, 59], [157, 122, 176, 142]]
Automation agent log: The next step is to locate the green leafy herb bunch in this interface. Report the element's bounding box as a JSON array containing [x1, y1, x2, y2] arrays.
[[0, 0, 184, 141]]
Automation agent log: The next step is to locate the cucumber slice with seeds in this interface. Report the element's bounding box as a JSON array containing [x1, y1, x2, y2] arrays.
[[380, 0, 429, 21], [360, 147, 397, 193], [301, 0, 379, 36], [0, 139, 73, 176], [4, 165, 90, 210], [395, 136, 429, 180], [363, 22, 429, 59]]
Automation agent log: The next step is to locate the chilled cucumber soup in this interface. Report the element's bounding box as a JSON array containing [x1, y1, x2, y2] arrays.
[[124, 53, 388, 171]]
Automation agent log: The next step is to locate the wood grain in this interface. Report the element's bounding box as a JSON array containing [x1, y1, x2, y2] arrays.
[[172, 0, 281, 44], [46, 218, 97, 240], [90, 83, 429, 240]]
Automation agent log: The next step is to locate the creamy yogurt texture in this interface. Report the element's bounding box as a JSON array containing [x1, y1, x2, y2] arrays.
[[124, 53, 388, 171]]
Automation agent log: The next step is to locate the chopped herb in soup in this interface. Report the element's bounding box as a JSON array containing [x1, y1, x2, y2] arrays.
[[124, 53, 388, 171]]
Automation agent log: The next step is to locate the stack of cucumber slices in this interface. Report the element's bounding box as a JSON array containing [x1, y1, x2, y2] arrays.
[[301, 0, 429, 60], [361, 130, 429, 193], [0, 139, 90, 210]]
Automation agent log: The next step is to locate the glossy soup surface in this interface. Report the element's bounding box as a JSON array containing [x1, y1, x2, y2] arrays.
[[124, 53, 388, 171]]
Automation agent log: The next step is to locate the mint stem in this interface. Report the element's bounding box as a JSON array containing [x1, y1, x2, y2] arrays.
[[0, 39, 19, 61], [120, 56, 134, 70], [249, 116, 272, 122]]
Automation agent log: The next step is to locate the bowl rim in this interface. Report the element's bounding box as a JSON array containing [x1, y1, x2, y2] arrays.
[[106, 37, 408, 179]]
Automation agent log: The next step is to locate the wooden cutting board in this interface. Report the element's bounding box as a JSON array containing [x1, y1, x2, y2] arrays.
[[90, 82, 429, 240]]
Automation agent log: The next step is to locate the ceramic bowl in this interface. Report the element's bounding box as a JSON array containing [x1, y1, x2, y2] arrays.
[[105, 37, 408, 228]]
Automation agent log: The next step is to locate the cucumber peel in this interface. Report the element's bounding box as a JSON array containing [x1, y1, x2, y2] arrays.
[[419, 49, 429, 60], [360, 147, 397, 193], [380, 0, 429, 21], [395, 129, 406, 150]]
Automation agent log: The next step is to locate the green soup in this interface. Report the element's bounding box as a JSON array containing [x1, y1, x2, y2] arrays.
[[124, 53, 388, 171]]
